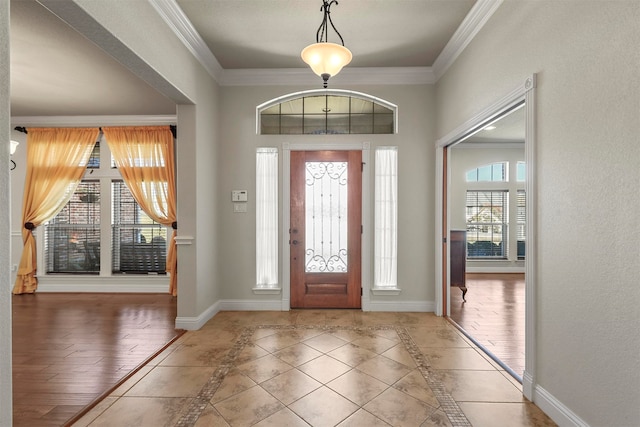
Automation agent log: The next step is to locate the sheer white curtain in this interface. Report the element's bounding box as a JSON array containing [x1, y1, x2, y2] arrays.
[[374, 147, 398, 289], [256, 148, 278, 287]]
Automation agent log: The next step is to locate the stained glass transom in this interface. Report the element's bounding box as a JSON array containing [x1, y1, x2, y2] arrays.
[[305, 162, 348, 273]]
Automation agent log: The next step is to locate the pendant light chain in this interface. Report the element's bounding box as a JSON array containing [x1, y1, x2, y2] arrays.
[[316, 0, 345, 46]]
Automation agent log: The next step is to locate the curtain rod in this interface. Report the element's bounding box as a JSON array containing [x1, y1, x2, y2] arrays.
[[14, 125, 177, 138]]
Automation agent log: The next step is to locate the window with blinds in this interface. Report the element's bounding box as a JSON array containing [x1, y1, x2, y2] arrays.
[[517, 189, 526, 259], [465, 190, 508, 258], [44, 181, 101, 274], [111, 181, 167, 274]]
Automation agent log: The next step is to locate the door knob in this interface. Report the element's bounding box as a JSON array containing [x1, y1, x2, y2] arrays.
[[291, 240, 299, 245]]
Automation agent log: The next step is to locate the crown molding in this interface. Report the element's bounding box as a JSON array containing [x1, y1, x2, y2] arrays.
[[10, 115, 177, 127], [152, 0, 500, 86], [221, 66, 435, 87], [432, 0, 503, 80], [149, 0, 223, 82]]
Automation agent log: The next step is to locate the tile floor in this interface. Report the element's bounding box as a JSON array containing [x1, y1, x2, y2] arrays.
[[72, 311, 556, 427]]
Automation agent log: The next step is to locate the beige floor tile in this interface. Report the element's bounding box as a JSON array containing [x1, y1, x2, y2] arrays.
[[421, 347, 497, 370], [329, 328, 373, 343], [303, 332, 350, 353], [350, 335, 398, 354], [261, 369, 322, 405], [194, 404, 231, 427], [235, 342, 271, 365], [125, 366, 217, 397], [255, 331, 306, 353], [337, 408, 392, 426], [289, 386, 359, 427], [356, 355, 413, 385], [458, 402, 557, 427], [407, 326, 471, 348], [85, 396, 191, 426], [437, 370, 525, 402], [364, 387, 436, 427], [392, 369, 440, 408], [381, 343, 418, 368], [158, 341, 231, 366], [327, 369, 389, 406], [328, 342, 378, 367], [253, 407, 310, 426], [298, 354, 352, 384], [235, 354, 294, 383], [214, 385, 285, 426], [210, 368, 257, 404], [422, 408, 454, 427], [272, 342, 323, 366]]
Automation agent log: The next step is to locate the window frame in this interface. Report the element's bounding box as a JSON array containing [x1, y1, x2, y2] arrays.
[[257, 89, 398, 135], [465, 190, 509, 259], [40, 136, 170, 279]]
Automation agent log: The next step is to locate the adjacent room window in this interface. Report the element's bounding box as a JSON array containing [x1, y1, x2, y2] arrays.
[[466, 162, 507, 182], [517, 189, 526, 259], [465, 190, 508, 258], [43, 136, 170, 276], [258, 89, 397, 135], [374, 147, 398, 289], [256, 148, 279, 288], [516, 161, 526, 182]]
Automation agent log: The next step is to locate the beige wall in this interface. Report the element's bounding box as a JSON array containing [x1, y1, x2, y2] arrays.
[[436, 1, 640, 425], [218, 84, 437, 307]]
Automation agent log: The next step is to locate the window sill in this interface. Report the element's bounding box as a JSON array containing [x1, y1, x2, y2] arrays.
[[371, 287, 402, 296], [252, 287, 282, 295]]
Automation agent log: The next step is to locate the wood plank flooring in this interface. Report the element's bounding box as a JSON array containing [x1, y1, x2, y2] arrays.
[[12, 293, 181, 427], [449, 273, 525, 377]]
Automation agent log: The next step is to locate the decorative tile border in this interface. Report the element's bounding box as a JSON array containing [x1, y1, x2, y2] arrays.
[[174, 324, 471, 426]]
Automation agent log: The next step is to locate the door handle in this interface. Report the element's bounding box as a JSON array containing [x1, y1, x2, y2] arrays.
[[291, 240, 299, 245]]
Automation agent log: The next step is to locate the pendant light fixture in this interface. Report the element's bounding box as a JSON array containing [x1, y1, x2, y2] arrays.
[[301, 0, 352, 88]]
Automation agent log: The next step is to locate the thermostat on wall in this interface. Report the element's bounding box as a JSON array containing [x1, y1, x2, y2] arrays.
[[231, 190, 248, 202]]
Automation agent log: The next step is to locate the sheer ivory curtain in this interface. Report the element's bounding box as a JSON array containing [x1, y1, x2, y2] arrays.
[[13, 127, 99, 294], [256, 148, 278, 288], [374, 147, 398, 289], [103, 126, 178, 295]]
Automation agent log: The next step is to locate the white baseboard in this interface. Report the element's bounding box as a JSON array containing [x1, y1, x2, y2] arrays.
[[533, 384, 590, 427], [175, 300, 221, 330], [36, 277, 169, 293], [366, 300, 435, 312]]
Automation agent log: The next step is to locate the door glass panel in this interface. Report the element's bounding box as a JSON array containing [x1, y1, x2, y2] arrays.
[[305, 161, 348, 272]]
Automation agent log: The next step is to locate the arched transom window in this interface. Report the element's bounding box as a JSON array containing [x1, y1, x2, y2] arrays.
[[257, 89, 397, 135]]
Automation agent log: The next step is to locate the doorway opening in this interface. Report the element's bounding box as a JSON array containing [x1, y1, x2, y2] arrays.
[[437, 75, 537, 397]]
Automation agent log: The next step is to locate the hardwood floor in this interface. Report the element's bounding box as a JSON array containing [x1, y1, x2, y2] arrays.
[[448, 273, 525, 378], [12, 293, 182, 427]]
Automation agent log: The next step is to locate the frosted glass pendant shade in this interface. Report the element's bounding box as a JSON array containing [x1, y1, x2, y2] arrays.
[[10, 140, 19, 155], [301, 42, 352, 79]]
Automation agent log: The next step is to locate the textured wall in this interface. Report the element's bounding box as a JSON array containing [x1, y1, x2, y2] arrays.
[[436, 1, 640, 425]]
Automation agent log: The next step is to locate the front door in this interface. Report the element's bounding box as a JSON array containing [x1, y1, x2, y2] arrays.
[[290, 150, 362, 308]]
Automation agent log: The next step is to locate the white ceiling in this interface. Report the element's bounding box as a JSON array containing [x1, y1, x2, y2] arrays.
[[9, 0, 486, 117]]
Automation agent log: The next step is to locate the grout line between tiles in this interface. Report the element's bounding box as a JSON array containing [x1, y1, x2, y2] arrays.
[[174, 324, 472, 427]]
